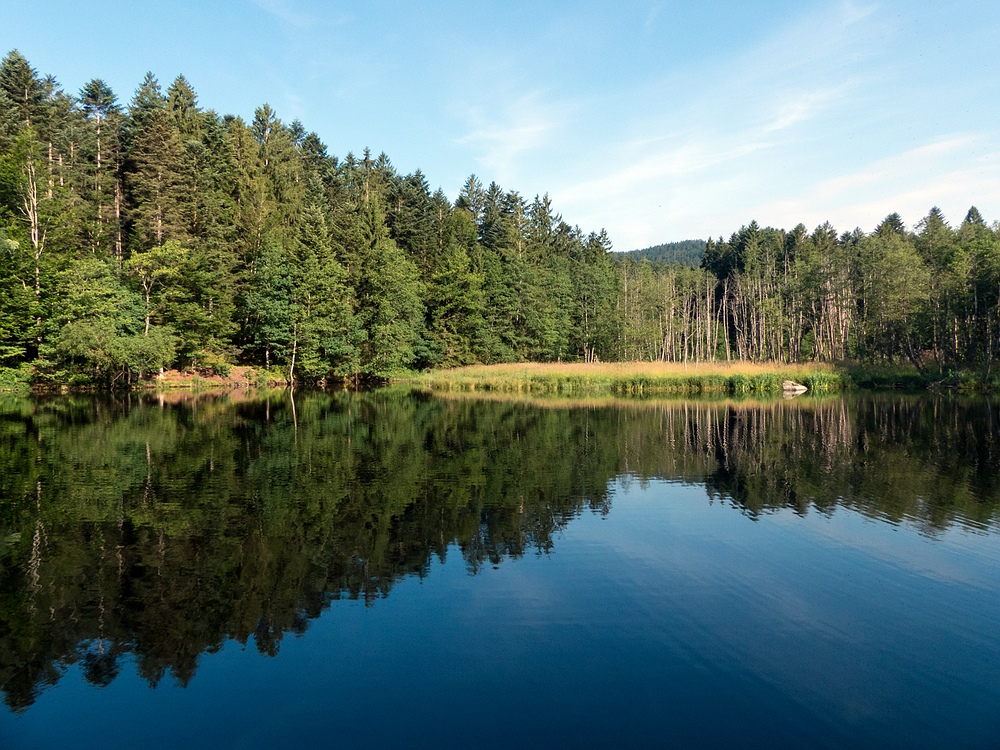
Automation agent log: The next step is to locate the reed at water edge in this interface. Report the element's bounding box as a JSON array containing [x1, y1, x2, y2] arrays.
[[401, 361, 847, 396]]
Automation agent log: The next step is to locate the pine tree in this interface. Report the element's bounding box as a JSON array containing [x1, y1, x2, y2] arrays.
[[288, 197, 357, 380], [126, 107, 189, 248], [427, 239, 486, 366], [126, 72, 166, 134], [353, 193, 425, 375], [166, 75, 201, 139], [385, 169, 436, 273], [0, 51, 45, 130], [244, 236, 292, 369], [251, 104, 303, 230], [79, 79, 122, 256]]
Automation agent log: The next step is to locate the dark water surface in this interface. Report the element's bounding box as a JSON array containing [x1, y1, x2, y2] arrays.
[[1, 390, 999, 749]]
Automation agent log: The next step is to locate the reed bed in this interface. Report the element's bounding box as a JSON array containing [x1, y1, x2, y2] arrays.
[[403, 361, 847, 396]]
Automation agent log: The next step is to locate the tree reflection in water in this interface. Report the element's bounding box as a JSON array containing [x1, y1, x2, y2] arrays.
[[0, 389, 997, 711]]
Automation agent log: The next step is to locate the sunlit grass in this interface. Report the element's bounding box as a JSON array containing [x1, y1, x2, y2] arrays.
[[402, 361, 846, 395]]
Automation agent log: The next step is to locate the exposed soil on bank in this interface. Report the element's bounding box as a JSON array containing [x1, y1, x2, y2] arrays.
[[154, 366, 287, 389]]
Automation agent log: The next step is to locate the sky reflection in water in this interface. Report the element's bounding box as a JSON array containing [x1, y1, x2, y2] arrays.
[[1, 391, 999, 749]]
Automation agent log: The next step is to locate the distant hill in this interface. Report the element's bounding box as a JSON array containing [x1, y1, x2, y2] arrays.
[[616, 239, 706, 266]]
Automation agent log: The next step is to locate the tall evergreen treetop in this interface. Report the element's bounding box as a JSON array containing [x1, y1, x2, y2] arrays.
[[875, 212, 906, 237], [167, 75, 201, 137], [128, 72, 166, 133], [456, 174, 485, 222], [79, 79, 119, 120], [964, 206, 985, 227], [0, 50, 45, 130]]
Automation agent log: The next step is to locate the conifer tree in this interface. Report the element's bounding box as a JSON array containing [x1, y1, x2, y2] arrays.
[[79, 79, 122, 256], [0, 51, 45, 130], [288, 196, 357, 380], [353, 193, 425, 375], [243, 236, 292, 369], [427, 239, 486, 366]]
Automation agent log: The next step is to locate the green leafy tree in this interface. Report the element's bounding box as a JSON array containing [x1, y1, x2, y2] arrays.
[[0, 229, 34, 362], [124, 240, 187, 336], [244, 236, 293, 369]]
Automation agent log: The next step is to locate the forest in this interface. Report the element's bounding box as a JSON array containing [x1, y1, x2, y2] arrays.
[[1, 50, 999, 387]]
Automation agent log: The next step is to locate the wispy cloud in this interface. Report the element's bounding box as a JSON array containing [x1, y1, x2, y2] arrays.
[[761, 85, 853, 134], [250, 0, 315, 29], [752, 136, 1000, 231], [644, 3, 664, 32], [541, 1, 934, 247], [455, 92, 573, 184], [252, 0, 353, 30], [807, 136, 979, 199]]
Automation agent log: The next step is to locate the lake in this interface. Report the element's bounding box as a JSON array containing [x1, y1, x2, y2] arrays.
[[1, 390, 999, 749]]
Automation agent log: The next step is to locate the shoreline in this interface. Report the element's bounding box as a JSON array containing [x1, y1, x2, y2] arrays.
[[2, 361, 995, 395]]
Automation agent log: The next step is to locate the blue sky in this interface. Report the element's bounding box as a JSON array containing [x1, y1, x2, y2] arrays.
[[3, 1, 998, 249]]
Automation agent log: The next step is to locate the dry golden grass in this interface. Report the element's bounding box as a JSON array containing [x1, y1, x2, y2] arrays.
[[402, 361, 845, 395], [419, 361, 835, 378]]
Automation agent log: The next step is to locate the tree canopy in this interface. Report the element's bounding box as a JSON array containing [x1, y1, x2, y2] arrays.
[[1, 50, 999, 386]]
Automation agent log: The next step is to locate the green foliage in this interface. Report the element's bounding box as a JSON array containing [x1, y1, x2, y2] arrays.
[[353, 194, 425, 376], [413, 364, 843, 396], [56, 319, 176, 383], [1, 49, 999, 387], [289, 198, 358, 379], [0, 363, 31, 392], [427, 240, 486, 367], [0, 51, 45, 130]]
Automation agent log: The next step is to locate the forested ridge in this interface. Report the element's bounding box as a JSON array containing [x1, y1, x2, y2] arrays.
[[1, 50, 999, 387], [617, 239, 706, 267]]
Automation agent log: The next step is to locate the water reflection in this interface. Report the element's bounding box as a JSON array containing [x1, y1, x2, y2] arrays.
[[0, 390, 997, 711]]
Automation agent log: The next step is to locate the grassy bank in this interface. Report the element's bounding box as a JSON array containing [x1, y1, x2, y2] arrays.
[[844, 363, 1000, 392], [402, 362, 847, 396], [8, 360, 995, 395]]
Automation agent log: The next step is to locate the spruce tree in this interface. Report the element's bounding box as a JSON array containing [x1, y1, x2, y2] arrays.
[[0, 51, 45, 130], [126, 107, 189, 247], [353, 194, 425, 375], [79, 79, 121, 256], [289, 197, 357, 380]]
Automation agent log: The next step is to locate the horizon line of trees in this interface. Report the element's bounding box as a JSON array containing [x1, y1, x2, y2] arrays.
[[1, 50, 999, 386]]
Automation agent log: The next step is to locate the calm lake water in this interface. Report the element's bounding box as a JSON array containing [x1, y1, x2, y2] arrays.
[[1, 390, 999, 749]]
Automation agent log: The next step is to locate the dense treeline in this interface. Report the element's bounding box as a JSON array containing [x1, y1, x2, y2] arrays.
[[617, 213, 1000, 380], [2, 391, 999, 708], [0, 51, 617, 383], [1, 50, 999, 385]]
